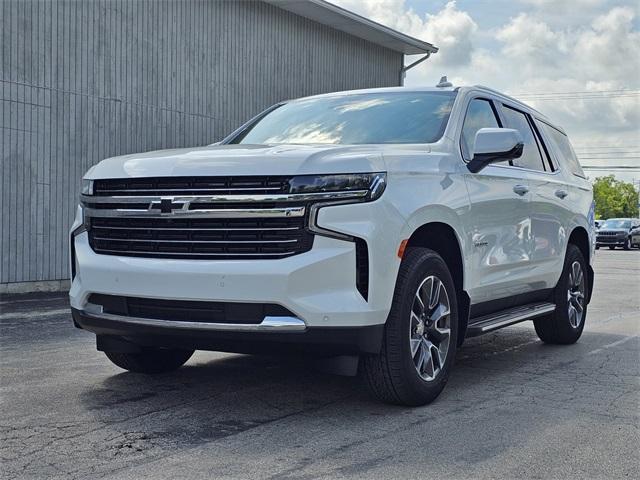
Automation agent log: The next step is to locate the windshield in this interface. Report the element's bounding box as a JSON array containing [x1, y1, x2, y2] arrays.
[[230, 92, 457, 145], [602, 219, 631, 229]]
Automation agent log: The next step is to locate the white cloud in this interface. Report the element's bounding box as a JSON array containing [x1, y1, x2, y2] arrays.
[[422, 2, 478, 67], [495, 13, 562, 62], [332, 1, 477, 67], [518, 0, 604, 8], [574, 7, 640, 79], [517, 0, 611, 19]]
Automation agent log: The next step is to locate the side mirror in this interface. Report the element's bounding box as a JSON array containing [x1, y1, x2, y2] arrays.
[[467, 128, 524, 173]]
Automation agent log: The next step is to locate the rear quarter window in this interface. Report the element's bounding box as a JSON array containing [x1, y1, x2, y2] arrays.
[[536, 120, 586, 178]]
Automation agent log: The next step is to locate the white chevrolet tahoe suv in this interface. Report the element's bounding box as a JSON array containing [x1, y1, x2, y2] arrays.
[[70, 85, 595, 406]]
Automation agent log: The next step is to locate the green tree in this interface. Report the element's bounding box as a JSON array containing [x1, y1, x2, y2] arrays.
[[592, 175, 639, 219]]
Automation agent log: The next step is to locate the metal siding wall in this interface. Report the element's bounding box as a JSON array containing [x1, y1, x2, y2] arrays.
[[0, 0, 402, 284]]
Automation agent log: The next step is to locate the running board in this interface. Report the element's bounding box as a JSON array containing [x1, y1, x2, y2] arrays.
[[466, 302, 556, 337]]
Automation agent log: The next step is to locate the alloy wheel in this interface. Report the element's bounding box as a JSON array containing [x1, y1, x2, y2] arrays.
[[409, 275, 451, 382], [567, 261, 586, 328]]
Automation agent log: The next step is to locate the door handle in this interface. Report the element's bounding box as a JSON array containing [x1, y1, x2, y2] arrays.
[[513, 184, 529, 196], [555, 189, 568, 199]]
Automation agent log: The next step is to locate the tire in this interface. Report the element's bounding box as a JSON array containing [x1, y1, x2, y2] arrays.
[[608, 245, 615, 250], [104, 348, 194, 374], [595, 245, 599, 250], [361, 247, 458, 406], [624, 237, 631, 250], [534, 244, 587, 345]]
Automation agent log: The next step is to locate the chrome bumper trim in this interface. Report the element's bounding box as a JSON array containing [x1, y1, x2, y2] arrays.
[[82, 303, 307, 332]]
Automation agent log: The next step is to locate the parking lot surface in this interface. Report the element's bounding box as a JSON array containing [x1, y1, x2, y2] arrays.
[[1, 250, 639, 479]]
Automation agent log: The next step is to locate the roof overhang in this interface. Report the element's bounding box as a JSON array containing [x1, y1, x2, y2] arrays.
[[265, 0, 438, 55]]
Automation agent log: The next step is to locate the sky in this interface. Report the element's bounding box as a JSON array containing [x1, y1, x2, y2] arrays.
[[331, 0, 640, 184]]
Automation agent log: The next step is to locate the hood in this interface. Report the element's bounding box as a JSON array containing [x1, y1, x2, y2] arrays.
[[85, 144, 387, 179]]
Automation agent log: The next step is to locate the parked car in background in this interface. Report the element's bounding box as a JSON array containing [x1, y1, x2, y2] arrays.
[[630, 226, 640, 249], [70, 84, 595, 406], [595, 218, 640, 250]]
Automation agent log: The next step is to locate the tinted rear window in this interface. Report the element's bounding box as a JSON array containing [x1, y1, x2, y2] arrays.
[[537, 121, 585, 178]]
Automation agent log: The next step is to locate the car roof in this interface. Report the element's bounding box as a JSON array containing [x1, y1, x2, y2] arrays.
[[286, 86, 457, 104]]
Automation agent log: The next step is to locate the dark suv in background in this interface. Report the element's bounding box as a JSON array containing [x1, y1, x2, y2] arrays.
[[596, 218, 640, 250], [631, 225, 640, 249]]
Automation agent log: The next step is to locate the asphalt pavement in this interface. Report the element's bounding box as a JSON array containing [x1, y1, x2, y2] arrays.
[[1, 249, 639, 479]]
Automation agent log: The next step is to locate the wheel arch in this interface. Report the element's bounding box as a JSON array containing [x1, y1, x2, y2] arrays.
[[405, 222, 470, 345], [568, 226, 593, 303]]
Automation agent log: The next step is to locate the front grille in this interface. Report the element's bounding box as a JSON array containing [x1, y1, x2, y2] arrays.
[[88, 216, 313, 259], [93, 176, 291, 196], [85, 176, 315, 260], [597, 231, 621, 236], [88, 294, 293, 324]]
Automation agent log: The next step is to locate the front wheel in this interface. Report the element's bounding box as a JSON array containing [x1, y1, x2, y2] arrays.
[[361, 248, 458, 406], [534, 244, 587, 344], [104, 348, 194, 374], [624, 237, 631, 250]]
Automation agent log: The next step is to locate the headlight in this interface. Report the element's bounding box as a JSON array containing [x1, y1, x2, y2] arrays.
[[289, 172, 386, 201], [300, 173, 387, 241], [81, 179, 94, 195]]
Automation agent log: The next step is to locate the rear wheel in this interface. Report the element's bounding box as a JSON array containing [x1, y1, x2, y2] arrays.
[[534, 244, 587, 344], [104, 348, 194, 374], [361, 248, 458, 406]]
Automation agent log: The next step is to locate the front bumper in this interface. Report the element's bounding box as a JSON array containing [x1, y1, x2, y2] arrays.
[[69, 199, 404, 344], [71, 308, 384, 354], [596, 236, 626, 246]]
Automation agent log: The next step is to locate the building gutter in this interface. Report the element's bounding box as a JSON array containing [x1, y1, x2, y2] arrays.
[[399, 52, 434, 85]]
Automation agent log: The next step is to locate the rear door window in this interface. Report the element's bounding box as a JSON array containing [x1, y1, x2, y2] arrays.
[[460, 99, 501, 160], [536, 121, 586, 178], [500, 105, 547, 172]]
